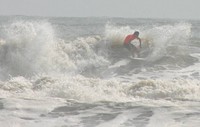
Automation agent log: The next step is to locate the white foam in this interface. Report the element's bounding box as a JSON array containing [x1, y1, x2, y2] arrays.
[[0, 20, 109, 79], [143, 22, 192, 61], [0, 75, 200, 105], [104, 22, 135, 46]]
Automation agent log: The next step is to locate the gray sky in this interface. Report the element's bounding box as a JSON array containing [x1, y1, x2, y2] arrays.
[[0, 0, 199, 20]]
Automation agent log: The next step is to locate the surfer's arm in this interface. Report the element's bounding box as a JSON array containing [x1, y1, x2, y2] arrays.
[[137, 38, 142, 48]]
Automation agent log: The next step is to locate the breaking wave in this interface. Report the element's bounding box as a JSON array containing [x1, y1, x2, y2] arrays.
[[0, 18, 198, 105]]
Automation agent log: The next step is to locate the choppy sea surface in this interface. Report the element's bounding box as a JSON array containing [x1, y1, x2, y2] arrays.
[[0, 16, 200, 127]]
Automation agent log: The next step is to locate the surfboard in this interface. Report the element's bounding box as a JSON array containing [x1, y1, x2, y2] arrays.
[[109, 59, 131, 69], [129, 56, 145, 61]]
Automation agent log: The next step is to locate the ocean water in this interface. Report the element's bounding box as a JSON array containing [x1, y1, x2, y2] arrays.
[[0, 16, 200, 127]]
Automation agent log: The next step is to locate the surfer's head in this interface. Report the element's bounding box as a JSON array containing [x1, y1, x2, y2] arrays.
[[133, 31, 139, 37]]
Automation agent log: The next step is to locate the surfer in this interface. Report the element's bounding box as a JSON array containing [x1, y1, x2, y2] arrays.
[[123, 31, 142, 57]]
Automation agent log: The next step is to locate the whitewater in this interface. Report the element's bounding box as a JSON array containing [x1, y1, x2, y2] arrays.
[[0, 16, 200, 127]]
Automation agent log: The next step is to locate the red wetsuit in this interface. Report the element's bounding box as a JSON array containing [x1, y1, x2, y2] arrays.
[[124, 34, 137, 45], [124, 34, 141, 50]]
